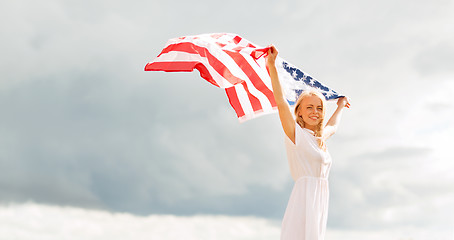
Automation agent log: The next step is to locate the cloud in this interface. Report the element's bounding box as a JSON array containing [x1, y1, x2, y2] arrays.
[[413, 40, 454, 76], [327, 79, 454, 230], [0, 202, 281, 240], [0, 65, 292, 216], [1, 202, 451, 240]]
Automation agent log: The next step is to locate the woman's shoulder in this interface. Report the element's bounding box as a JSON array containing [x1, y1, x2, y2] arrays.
[[294, 123, 317, 144], [294, 123, 314, 136]]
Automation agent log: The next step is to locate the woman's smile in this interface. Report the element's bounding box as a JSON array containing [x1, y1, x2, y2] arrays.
[[309, 115, 319, 120]]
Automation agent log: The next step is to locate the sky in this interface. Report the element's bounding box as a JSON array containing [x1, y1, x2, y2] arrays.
[[1, 0, 454, 239]]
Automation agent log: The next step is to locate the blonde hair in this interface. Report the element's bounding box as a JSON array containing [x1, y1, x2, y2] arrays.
[[294, 89, 327, 150]]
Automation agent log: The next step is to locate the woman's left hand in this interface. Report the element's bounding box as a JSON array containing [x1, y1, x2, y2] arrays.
[[265, 45, 278, 66], [337, 96, 351, 108]]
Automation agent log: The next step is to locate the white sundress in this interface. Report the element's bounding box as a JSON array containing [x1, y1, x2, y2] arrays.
[[281, 123, 332, 240]]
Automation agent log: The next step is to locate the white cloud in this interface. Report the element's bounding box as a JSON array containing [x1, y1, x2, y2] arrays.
[[1, 203, 452, 240], [0, 202, 281, 240]]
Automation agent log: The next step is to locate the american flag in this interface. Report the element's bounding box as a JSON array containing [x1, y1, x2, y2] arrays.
[[145, 33, 341, 122]]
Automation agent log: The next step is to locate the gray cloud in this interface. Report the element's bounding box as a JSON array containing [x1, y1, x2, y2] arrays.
[[0, 65, 291, 217], [328, 145, 454, 230]]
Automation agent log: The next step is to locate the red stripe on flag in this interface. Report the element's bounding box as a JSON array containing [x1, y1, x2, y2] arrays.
[[240, 80, 262, 112], [157, 42, 243, 86], [250, 47, 271, 59], [145, 61, 196, 72], [232, 36, 242, 44], [223, 50, 277, 108], [225, 87, 245, 118], [146, 61, 219, 87]]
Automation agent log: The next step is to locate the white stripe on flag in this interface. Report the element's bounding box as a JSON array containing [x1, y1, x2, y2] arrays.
[[233, 84, 255, 119]]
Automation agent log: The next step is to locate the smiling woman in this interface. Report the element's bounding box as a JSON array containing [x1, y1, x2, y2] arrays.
[[266, 45, 350, 240]]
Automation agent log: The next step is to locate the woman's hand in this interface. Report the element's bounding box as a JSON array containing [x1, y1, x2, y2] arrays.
[[265, 45, 278, 66], [324, 96, 351, 139], [337, 96, 351, 109]]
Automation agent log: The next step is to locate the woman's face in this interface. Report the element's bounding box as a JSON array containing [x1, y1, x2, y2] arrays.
[[297, 95, 323, 129]]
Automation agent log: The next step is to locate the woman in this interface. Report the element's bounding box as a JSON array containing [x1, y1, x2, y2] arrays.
[[266, 45, 350, 240]]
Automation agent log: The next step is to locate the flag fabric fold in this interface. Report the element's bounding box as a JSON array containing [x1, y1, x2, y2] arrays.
[[145, 33, 342, 122]]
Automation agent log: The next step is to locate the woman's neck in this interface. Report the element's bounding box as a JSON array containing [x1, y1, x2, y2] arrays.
[[304, 125, 317, 132]]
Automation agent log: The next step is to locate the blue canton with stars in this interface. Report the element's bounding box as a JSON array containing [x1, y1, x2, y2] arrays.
[[282, 61, 341, 105]]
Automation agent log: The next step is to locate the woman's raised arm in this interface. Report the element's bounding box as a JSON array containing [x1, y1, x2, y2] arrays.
[[266, 46, 296, 143], [323, 96, 350, 139]]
